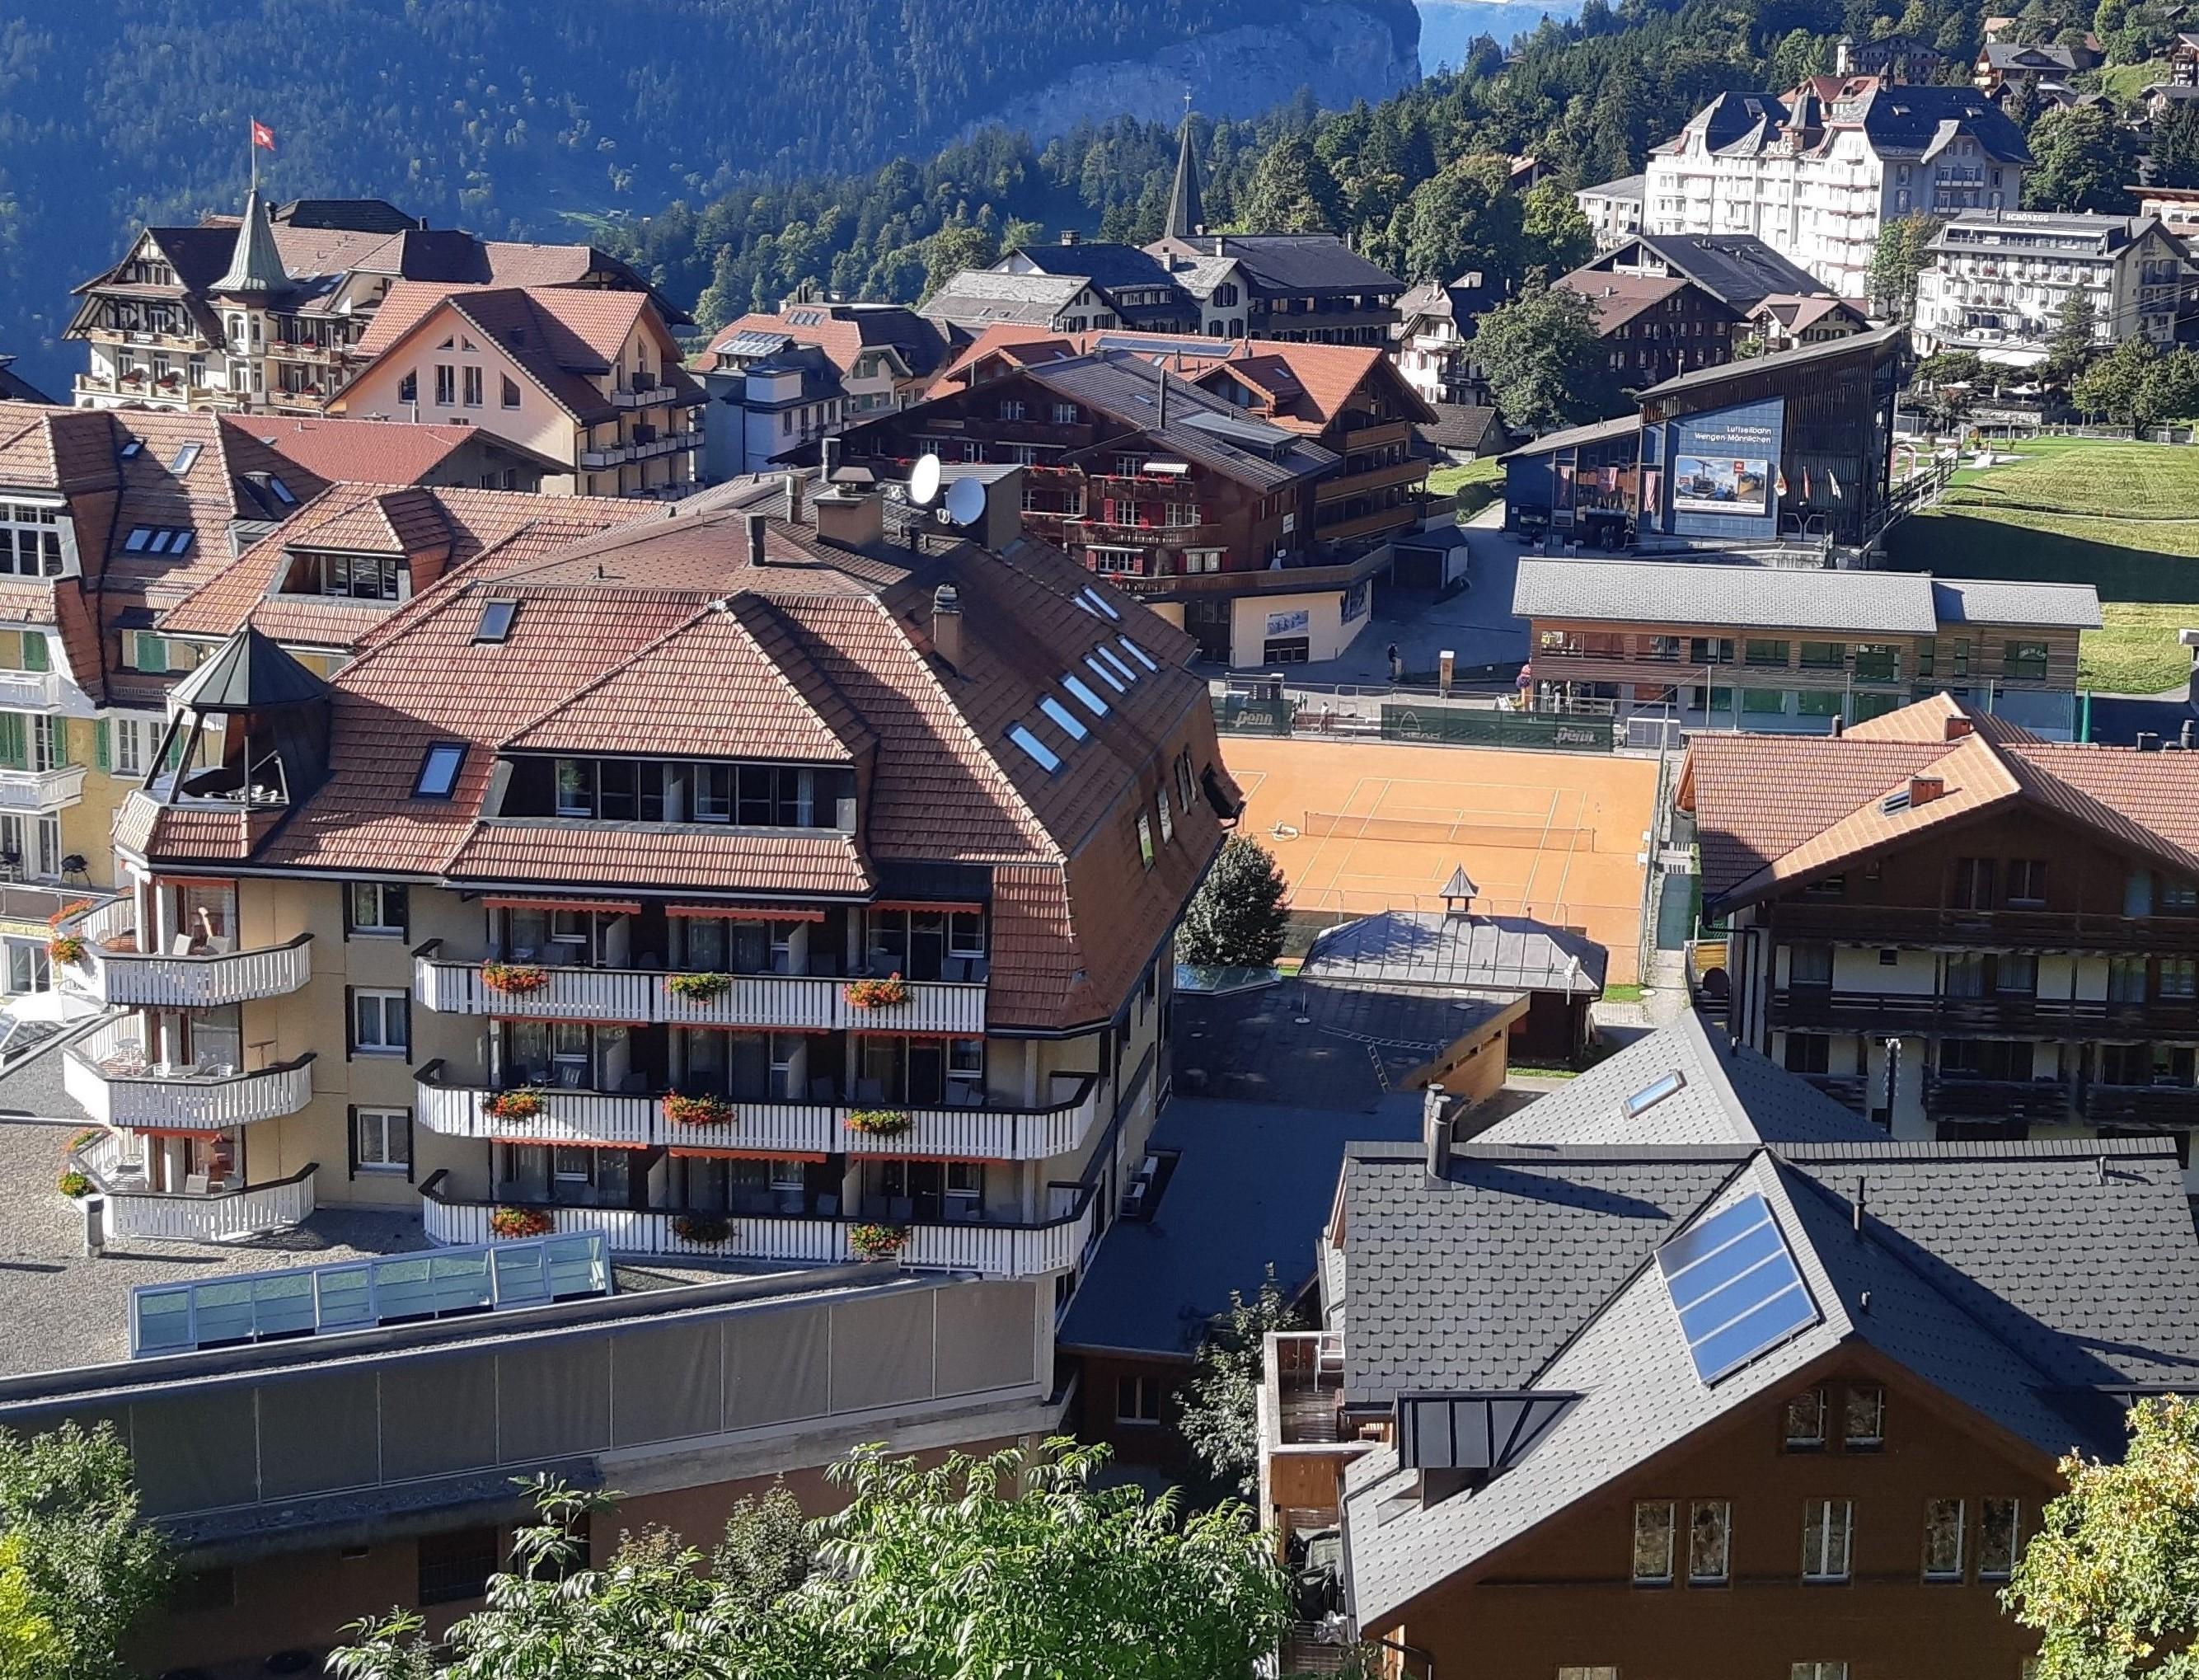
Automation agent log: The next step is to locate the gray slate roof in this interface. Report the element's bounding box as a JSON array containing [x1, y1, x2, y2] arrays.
[[1578, 173, 1645, 202], [918, 270, 1090, 330], [1932, 576, 2103, 630], [1595, 232, 1831, 312], [1169, 235, 1403, 298], [1513, 556, 1942, 634], [1634, 319, 1909, 401], [1304, 911, 1606, 997], [1055, 1093, 1423, 1359], [1020, 354, 1336, 491], [1332, 1014, 2199, 1627]]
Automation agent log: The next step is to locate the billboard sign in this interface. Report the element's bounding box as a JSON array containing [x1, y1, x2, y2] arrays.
[[1266, 608, 1311, 636], [1672, 453, 1771, 516]]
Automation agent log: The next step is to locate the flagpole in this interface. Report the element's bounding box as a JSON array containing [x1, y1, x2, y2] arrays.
[[249, 117, 257, 195]]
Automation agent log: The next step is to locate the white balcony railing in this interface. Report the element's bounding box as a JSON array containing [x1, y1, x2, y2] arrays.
[[419, 1172, 1098, 1278], [103, 1166, 318, 1243], [63, 1019, 315, 1131], [0, 671, 63, 711], [60, 902, 313, 1008], [414, 947, 986, 1035], [0, 764, 85, 811], [413, 1063, 1097, 1160]]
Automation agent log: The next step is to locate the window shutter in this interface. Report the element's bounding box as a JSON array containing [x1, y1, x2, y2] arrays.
[[345, 1104, 359, 1180], [94, 720, 110, 772], [399, 890, 411, 942], [402, 1110, 415, 1185], [21, 634, 48, 673], [49, 720, 67, 769], [343, 987, 356, 1059], [0, 714, 24, 772], [340, 884, 354, 940]]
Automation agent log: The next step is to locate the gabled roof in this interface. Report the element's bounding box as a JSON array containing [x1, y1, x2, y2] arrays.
[[1577, 173, 1645, 202], [696, 304, 947, 380], [1303, 909, 1606, 997], [0, 359, 54, 406], [1680, 695, 2199, 911], [224, 415, 568, 485], [1589, 232, 1832, 312], [1515, 557, 1939, 634], [1334, 1016, 2199, 1626], [1000, 242, 1180, 293], [1635, 319, 1911, 402], [1554, 271, 1728, 333], [917, 271, 1094, 331], [1157, 234, 1404, 297]]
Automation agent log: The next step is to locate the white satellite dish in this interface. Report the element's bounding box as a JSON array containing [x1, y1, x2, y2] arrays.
[[907, 453, 944, 507], [944, 476, 988, 528]]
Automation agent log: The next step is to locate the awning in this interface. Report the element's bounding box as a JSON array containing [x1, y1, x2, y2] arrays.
[[485, 896, 643, 914], [490, 1135, 650, 1152], [865, 900, 986, 916], [667, 904, 826, 922], [849, 1028, 979, 1040], [667, 1147, 830, 1162]]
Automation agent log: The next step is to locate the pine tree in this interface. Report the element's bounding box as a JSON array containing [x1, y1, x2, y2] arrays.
[[2045, 288, 2098, 386], [1176, 837, 1289, 969]]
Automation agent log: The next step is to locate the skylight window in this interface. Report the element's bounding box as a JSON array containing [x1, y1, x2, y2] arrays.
[[1117, 636, 1158, 672], [1621, 1068, 1687, 1119], [1062, 673, 1109, 717], [118, 439, 143, 460], [1038, 697, 1089, 740], [1083, 654, 1127, 694], [1655, 1192, 1820, 1384], [474, 599, 518, 643], [170, 441, 202, 474], [1880, 788, 1911, 814], [1079, 586, 1122, 621], [1006, 725, 1061, 772], [1096, 645, 1139, 685], [123, 525, 193, 556], [414, 742, 467, 799], [267, 475, 297, 506]]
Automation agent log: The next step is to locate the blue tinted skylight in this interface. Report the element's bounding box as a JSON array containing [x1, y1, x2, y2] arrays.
[[1038, 697, 1089, 740], [1656, 1192, 1819, 1385], [1062, 673, 1109, 717], [1006, 725, 1061, 772]]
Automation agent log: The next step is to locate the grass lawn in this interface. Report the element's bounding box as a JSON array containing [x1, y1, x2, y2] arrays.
[[1428, 455, 1503, 519], [1601, 983, 1646, 1003], [2093, 57, 2169, 105], [2080, 603, 2194, 695]]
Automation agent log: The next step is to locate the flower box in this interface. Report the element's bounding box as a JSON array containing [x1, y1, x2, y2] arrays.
[[666, 971, 731, 1002], [490, 1205, 555, 1239], [843, 973, 909, 1010], [663, 1091, 735, 1128], [484, 1088, 546, 1123], [46, 934, 83, 965], [845, 1108, 912, 1137], [849, 1221, 907, 1261], [673, 1213, 731, 1246], [481, 961, 549, 994], [56, 1170, 90, 1199]]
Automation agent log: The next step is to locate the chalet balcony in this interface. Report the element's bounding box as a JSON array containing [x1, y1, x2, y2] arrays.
[[611, 381, 673, 410], [1924, 1074, 2076, 1127], [0, 764, 86, 811], [0, 671, 63, 712], [1770, 985, 2199, 1041], [1334, 417, 1413, 448], [72, 1131, 318, 1244], [2082, 1084, 2199, 1128], [629, 427, 702, 462], [1771, 903, 2199, 955], [63, 1018, 315, 1132], [418, 1171, 1098, 1278], [1315, 501, 1427, 545], [58, 900, 314, 1009], [1316, 459, 1427, 503], [414, 1063, 1095, 1160], [412, 942, 987, 1035]]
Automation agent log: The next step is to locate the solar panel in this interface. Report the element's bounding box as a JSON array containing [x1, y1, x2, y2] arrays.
[[1656, 1192, 1819, 1384]]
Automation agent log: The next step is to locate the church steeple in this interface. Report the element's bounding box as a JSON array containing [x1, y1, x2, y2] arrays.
[[211, 188, 292, 299], [1166, 99, 1206, 241]]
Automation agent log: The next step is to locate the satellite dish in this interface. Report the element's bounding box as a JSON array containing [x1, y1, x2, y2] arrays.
[[944, 476, 987, 528], [908, 453, 943, 507]]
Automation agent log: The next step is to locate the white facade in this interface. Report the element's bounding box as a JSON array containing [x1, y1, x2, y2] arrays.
[[1915, 213, 2195, 364], [1577, 177, 1645, 251], [1644, 83, 2028, 301]]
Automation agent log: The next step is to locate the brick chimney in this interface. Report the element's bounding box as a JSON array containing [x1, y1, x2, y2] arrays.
[[1944, 714, 1974, 740], [1909, 774, 1945, 805], [813, 481, 884, 549]]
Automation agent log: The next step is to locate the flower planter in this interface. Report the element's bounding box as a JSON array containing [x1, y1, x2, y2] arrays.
[[46, 934, 83, 965], [849, 1221, 907, 1261], [490, 1205, 555, 1239], [481, 962, 549, 994], [672, 1213, 731, 1246], [56, 1170, 90, 1199], [663, 1092, 735, 1128], [845, 1108, 912, 1138], [843, 973, 910, 1010], [484, 1089, 546, 1123], [666, 971, 732, 1002]]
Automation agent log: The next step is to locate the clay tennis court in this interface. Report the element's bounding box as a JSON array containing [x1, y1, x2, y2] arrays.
[[1221, 736, 1660, 984]]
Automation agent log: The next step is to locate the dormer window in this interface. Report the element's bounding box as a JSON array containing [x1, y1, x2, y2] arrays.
[[284, 550, 404, 602], [501, 756, 856, 830]]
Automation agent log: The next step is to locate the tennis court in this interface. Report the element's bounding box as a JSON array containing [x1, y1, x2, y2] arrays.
[[1222, 736, 1660, 983]]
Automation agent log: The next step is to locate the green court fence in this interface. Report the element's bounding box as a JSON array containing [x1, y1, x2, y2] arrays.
[[1212, 694, 1296, 735], [1377, 706, 1617, 752]]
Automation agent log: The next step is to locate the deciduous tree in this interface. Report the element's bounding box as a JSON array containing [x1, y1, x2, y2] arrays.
[[0, 1423, 171, 1680], [1521, 178, 1597, 278], [2023, 105, 2141, 214], [1177, 1266, 1305, 1496], [1870, 212, 1943, 320], [1472, 282, 1619, 434]]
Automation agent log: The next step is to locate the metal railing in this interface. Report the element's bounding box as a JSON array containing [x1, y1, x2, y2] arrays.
[[63, 1019, 315, 1131]]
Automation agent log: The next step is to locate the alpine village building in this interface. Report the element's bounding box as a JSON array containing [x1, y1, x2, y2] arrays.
[[3, 464, 1241, 1668], [1681, 693, 2199, 1157], [67, 192, 682, 421], [1256, 1013, 2199, 1680]]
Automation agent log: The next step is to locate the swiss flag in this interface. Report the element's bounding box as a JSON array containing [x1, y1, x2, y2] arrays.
[[251, 119, 275, 152]]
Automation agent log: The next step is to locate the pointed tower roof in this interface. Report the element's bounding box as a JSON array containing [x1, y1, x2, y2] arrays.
[[211, 189, 293, 299], [1166, 110, 1206, 241], [171, 626, 327, 711]]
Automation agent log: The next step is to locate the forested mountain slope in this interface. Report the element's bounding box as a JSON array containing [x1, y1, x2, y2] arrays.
[[0, 0, 1418, 383]]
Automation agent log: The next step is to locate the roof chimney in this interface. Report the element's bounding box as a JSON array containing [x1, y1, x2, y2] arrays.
[[1944, 713, 1974, 741], [744, 511, 768, 567], [1908, 774, 1944, 805], [822, 434, 842, 478], [1061, 229, 1081, 246], [783, 471, 805, 526], [813, 476, 885, 550], [1423, 1083, 1452, 1180], [931, 581, 964, 671]]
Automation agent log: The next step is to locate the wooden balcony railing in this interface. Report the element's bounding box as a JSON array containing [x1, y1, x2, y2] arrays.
[[1772, 986, 2199, 1039]]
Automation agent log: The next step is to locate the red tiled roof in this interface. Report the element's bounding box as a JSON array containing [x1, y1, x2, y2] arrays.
[[223, 415, 551, 485]]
